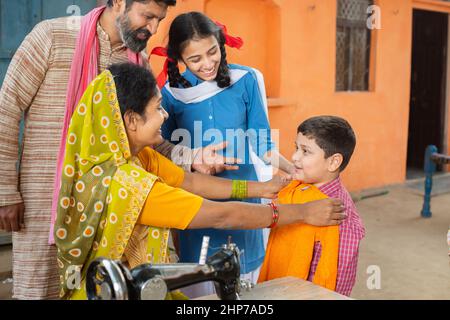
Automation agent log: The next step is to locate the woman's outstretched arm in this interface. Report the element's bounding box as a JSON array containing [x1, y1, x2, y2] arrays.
[[138, 147, 289, 200], [137, 181, 346, 231], [187, 198, 346, 230], [180, 171, 290, 200]]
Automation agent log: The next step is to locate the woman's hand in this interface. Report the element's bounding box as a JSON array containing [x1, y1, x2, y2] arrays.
[[301, 198, 347, 226], [259, 176, 292, 199]]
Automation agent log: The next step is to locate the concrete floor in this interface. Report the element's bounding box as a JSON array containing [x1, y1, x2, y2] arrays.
[[351, 185, 450, 300], [0, 184, 449, 300]]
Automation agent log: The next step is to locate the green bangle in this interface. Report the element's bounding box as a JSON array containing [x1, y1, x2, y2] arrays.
[[231, 180, 248, 200]]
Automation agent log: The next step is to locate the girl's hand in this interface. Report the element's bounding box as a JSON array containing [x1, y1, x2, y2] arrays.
[[192, 142, 241, 175], [261, 175, 292, 199]]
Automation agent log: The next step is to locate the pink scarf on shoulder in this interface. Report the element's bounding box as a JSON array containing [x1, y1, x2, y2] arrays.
[[49, 6, 143, 244]]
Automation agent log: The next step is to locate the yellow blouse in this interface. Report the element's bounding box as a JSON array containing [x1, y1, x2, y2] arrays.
[[137, 147, 203, 230]]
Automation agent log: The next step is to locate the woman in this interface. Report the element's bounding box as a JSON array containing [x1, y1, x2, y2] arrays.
[[54, 62, 345, 300], [158, 12, 294, 287]]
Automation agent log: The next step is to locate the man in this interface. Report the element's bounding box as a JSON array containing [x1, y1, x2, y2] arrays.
[[0, 0, 236, 299]]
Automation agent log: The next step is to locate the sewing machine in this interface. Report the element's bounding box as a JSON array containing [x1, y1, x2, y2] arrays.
[[85, 239, 250, 300]]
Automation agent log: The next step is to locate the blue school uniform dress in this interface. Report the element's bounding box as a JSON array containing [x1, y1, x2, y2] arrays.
[[161, 64, 275, 274]]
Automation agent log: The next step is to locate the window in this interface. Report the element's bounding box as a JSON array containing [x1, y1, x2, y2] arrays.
[[336, 0, 373, 91]]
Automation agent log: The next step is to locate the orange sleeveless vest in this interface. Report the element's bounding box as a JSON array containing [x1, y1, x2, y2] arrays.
[[258, 181, 339, 291]]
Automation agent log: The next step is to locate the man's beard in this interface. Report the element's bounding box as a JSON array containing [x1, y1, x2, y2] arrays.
[[116, 13, 151, 53]]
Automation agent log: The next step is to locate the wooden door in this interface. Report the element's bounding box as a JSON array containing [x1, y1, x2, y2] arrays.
[[408, 10, 448, 171]]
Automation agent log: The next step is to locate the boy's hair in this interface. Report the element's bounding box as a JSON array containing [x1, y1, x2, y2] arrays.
[[106, 0, 176, 8], [297, 116, 356, 172]]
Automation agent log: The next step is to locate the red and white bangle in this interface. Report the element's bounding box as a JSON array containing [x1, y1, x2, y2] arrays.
[[268, 202, 280, 229]]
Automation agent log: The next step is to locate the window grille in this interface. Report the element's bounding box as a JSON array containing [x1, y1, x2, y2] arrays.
[[336, 0, 373, 91]]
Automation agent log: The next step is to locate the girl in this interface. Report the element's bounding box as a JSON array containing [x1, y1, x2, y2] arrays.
[[157, 12, 295, 296]]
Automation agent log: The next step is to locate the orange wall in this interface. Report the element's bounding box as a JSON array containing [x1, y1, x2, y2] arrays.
[[148, 0, 424, 191], [205, 0, 282, 97]]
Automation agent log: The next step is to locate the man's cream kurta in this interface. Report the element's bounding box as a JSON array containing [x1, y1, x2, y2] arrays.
[[0, 16, 193, 299]]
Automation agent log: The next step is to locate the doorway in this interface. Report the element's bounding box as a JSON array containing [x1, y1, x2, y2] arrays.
[[407, 9, 448, 179]]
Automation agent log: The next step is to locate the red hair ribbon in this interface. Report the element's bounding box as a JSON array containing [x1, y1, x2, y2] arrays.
[[150, 46, 176, 89], [215, 21, 244, 49]]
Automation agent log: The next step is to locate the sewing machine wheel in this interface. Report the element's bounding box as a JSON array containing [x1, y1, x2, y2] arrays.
[[86, 258, 131, 300]]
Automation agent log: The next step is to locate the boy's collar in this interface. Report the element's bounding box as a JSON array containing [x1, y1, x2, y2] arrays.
[[291, 176, 341, 191], [317, 176, 342, 193]]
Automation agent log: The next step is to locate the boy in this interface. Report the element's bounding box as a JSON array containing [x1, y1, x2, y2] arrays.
[[258, 116, 365, 296]]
